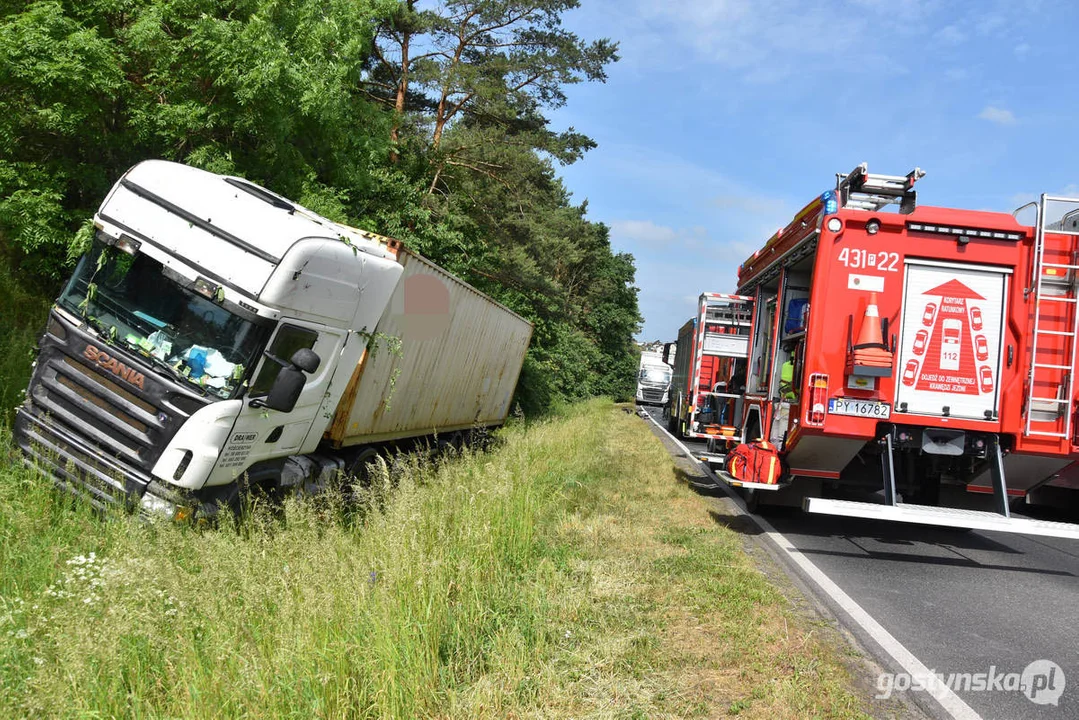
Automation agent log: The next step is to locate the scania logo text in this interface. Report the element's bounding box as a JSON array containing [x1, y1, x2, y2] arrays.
[[83, 345, 146, 390]]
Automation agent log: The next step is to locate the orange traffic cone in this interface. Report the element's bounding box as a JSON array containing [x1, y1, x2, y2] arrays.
[[854, 293, 885, 349], [849, 293, 893, 375]]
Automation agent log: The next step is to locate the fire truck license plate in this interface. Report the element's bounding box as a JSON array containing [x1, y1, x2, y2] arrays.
[[828, 398, 891, 419]]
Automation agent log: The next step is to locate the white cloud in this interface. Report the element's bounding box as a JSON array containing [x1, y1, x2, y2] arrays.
[[975, 12, 1008, 36], [1014, 42, 1030, 59], [587, 0, 1041, 85], [978, 106, 1017, 126], [600, 0, 914, 81], [936, 25, 966, 45], [609, 219, 679, 245]]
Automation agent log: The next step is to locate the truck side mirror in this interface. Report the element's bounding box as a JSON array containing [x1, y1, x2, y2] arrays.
[[256, 349, 321, 413], [290, 348, 320, 373]]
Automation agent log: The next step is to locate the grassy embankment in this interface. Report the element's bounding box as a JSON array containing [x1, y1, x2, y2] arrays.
[[0, 396, 869, 718]]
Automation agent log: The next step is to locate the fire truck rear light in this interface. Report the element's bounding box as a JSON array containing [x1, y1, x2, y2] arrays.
[[826, 218, 842, 233], [806, 373, 828, 427], [866, 219, 881, 235]]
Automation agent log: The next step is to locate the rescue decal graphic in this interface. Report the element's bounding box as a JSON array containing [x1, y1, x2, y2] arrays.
[[895, 264, 1007, 421], [909, 279, 985, 396]]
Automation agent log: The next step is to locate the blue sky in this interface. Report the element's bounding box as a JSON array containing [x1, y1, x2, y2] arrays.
[[549, 0, 1079, 341]]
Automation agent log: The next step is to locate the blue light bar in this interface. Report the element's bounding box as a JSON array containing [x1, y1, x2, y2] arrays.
[[821, 190, 838, 215]]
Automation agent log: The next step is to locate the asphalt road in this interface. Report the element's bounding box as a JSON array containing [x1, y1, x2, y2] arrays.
[[640, 404, 1079, 720]]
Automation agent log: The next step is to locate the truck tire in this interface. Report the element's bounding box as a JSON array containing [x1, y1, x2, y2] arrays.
[[345, 447, 382, 485], [742, 487, 778, 515], [743, 487, 760, 513]]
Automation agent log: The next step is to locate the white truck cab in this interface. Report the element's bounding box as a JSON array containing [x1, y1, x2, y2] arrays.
[[636, 353, 672, 406]]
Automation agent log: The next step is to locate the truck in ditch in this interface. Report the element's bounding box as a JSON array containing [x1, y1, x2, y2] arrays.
[[14, 160, 532, 519]]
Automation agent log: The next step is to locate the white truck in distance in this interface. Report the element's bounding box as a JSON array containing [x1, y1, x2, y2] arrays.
[[636, 352, 672, 406], [15, 160, 532, 519]]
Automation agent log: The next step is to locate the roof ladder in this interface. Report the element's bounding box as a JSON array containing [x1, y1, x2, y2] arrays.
[[835, 162, 925, 214], [1023, 194, 1079, 439]]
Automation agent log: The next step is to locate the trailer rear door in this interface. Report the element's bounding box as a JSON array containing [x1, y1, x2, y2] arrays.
[[895, 260, 1009, 421]]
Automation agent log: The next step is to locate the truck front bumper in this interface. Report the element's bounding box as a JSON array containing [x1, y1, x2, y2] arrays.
[[15, 407, 198, 520]]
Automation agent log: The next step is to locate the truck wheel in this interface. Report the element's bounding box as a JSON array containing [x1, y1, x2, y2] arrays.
[[346, 448, 382, 485], [743, 488, 760, 513], [435, 434, 461, 465]]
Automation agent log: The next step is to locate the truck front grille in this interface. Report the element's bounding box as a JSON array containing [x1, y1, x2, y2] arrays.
[[15, 316, 209, 508], [30, 354, 165, 471]]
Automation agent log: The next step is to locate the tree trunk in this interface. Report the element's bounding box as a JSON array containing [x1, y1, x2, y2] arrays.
[[389, 30, 409, 164]]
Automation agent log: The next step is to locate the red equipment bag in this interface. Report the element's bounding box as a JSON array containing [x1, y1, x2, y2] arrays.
[[726, 440, 782, 485]]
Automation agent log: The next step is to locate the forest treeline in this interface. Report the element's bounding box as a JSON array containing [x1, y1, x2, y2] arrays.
[[0, 0, 640, 414]]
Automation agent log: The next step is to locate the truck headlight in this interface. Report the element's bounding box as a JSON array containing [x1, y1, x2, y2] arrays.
[[139, 492, 176, 517]]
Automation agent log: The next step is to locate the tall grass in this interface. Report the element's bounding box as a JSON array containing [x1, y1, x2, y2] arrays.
[[0, 401, 866, 718], [0, 406, 588, 718]]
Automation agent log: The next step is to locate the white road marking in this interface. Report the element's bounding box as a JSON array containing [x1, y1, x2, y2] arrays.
[[641, 410, 982, 720]]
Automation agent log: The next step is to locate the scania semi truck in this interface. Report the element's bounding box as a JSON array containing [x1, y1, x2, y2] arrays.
[[14, 160, 532, 519]]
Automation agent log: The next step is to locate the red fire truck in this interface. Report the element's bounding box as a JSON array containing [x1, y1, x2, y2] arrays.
[[665, 293, 754, 462], [715, 163, 1079, 538]]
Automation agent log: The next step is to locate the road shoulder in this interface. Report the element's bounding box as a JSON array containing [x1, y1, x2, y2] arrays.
[[642, 410, 932, 720]]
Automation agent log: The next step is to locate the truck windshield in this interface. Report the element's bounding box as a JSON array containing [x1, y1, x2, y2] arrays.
[[58, 241, 271, 399], [639, 366, 672, 384]]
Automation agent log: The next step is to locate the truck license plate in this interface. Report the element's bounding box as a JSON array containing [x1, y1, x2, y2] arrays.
[[828, 398, 891, 419]]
